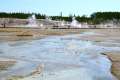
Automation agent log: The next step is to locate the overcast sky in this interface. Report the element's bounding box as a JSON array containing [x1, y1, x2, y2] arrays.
[[0, 0, 120, 16]]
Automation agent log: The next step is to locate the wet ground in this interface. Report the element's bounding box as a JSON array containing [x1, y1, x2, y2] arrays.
[[0, 31, 120, 80]]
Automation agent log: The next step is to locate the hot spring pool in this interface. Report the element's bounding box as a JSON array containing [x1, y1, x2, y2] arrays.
[[0, 33, 119, 80]]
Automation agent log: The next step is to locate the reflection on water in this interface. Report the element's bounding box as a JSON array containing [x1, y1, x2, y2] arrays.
[[0, 34, 119, 80]]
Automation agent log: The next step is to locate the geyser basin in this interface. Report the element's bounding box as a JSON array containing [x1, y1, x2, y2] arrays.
[[0, 34, 119, 80]]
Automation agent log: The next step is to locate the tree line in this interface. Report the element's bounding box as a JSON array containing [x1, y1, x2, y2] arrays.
[[0, 12, 120, 24], [0, 12, 46, 19], [91, 12, 120, 24]]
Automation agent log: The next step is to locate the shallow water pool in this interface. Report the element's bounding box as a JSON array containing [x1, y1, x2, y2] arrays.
[[0, 34, 119, 80]]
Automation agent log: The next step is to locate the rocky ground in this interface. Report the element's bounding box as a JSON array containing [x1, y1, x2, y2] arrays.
[[105, 52, 120, 80]]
